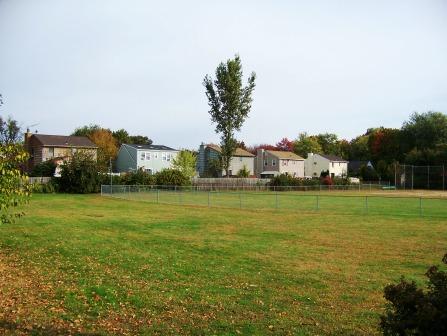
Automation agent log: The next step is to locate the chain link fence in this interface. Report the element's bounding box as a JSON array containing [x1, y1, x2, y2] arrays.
[[101, 185, 447, 218], [394, 164, 446, 190]]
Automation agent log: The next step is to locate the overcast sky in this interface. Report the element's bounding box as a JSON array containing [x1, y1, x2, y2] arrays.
[[1, 0, 446, 149]]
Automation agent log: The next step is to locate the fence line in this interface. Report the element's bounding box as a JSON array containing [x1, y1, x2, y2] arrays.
[[101, 185, 447, 218], [29, 176, 52, 184]]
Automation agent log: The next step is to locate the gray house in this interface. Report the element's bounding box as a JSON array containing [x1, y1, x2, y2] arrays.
[[116, 144, 179, 174], [197, 143, 255, 177]]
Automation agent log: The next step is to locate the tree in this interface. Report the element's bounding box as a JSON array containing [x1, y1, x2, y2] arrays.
[[402, 111, 447, 151], [0, 144, 32, 223], [0, 98, 31, 223], [236, 165, 250, 177], [172, 150, 197, 180], [349, 134, 370, 161], [128, 135, 152, 145], [112, 129, 130, 146], [155, 169, 189, 186], [203, 54, 256, 177], [293, 133, 322, 158], [276, 138, 293, 152], [315, 133, 339, 155], [59, 151, 101, 193], [0, 116, 21, 144], [88, 129, 118, 171], [368, 127, 402, 163], [380, 253, 447, 335], [72, 124, 101, 137]]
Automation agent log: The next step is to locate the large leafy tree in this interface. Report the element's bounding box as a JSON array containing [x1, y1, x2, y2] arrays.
[[402, 111, 447, 150], [276, 138, 294, 152], [203, 55, 256, 177], [0, 97, 31, 224], [315, 133, 339, 155], [88, 129, 118, 171], [293, 133, 322, 158], [172, 150, 197, 180]]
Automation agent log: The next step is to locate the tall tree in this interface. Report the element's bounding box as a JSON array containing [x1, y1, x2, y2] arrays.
[[112, 129, 130, 146], [172, 150, 197, 180], [293, 133, 322, 158], [88, 129, 118, 171], [315, 133, 339, 155], [72, 124, 101, 137], [276, 138, 294, 152], [203, 55, 256, 177], [128, 135, 152, 145], [0, 116, 21, 145], [401, 111, 447, 150]]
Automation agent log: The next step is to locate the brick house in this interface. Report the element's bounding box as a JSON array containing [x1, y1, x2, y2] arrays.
[[24, 131, 97, 173]]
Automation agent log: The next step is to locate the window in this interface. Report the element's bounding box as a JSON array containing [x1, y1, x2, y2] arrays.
[[264, 160, 267, 166], [331, 162, 334, 168], [48, 147, 54, 158], [240, 157, 243, 162], [162, 153, 167, 161], [272, 159, 276, 166], [167, 153, 172, 162], [140, 152, 145, 160], [154, 153, 158, 159], [146, 152, 151, 160]]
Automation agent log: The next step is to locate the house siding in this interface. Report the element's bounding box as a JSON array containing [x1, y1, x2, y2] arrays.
[[304, 153, 348, 177], [256, 149, 304, 177]]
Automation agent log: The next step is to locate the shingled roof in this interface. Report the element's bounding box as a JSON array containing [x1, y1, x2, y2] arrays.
[[32, 134, 97, 148], [266, 150, 304, 160], [207, 144, 255, 157], [319, 154, 348, 162]]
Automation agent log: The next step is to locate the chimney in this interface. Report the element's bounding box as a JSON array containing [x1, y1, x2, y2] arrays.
[[24, 128, 32, 145]]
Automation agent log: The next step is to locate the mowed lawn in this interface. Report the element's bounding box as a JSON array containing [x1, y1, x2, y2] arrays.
[[0, 194, 446, 335]]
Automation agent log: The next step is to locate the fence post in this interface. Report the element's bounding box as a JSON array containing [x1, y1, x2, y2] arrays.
[[157, 189, 159, 204], [179, 189, 182, 205], [239, 191, 242, 209], [365, 196, 368, 214], [316, 195, 319, 211], [419, 197, 422, 217], [208, 191, 210, 207], [275, 192, 279, 209]]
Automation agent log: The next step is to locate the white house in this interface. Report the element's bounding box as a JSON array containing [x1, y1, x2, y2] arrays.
[[116, 144, 179, 174], [256, 149, 305, 178], [304, 153, 348, 178]]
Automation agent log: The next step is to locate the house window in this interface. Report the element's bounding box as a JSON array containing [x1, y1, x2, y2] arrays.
[[146, 152, 151, 160], [264, 160, 267, 166], [167, 153, 171, 162], [48, 147, 54, 158], [140, 152, 145, 160], [239, 157, 243, 162], [154, 153, 158, 159], [272, 159, 276, 166], [331, 162, 334, 168], [162, 153, 167, 161]]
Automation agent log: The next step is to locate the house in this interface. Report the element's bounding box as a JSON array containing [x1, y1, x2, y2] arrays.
[[348, 160, 374, 176], [255, 149, 305, 178], [116, 144, 179, 174], [24, 131, 97, 173], [304, 153, 348, 178], [197, 143, 255, 177]]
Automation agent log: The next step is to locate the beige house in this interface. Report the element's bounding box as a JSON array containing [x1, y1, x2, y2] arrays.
[[24, 132, 97, 173], [197, 143, 255, 177], [304, 153, 348, 178], [256, 149, 305, 178]]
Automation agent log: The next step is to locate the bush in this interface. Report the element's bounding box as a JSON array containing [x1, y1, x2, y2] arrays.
[[59, 151, 101, 193], [269, 174, 321, 187], [155, 169, 189, 186], [120, 170, 155, 185], [30, 160, 57, 177], [236, 166, 250, 178], [380, 253, 447, 335], [32, 180, 57, 193]]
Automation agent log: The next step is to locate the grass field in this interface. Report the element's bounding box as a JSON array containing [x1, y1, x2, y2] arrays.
[[0, 193, 446, 335], [108, 187, 447, 218]]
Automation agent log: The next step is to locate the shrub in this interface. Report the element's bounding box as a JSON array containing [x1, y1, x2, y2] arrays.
[[320, 176, 333, 186], [30, 160, 57, 177], [155, 169, 189, 186], [32, 180, 57, 193], [120, 170, 155, 185], [236, 165, 250, 178], [380, 253, 447, 335], [59, 151, 101, 193]]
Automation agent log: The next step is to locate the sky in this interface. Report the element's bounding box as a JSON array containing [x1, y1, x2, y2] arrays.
[[1, 0, 446, 149]]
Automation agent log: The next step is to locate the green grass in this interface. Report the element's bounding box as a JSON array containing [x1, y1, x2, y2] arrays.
[[114, 189, 447, 218], [0, 193, 446, 335]]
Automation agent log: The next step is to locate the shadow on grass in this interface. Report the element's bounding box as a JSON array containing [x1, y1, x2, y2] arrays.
[[0, 319, 103, 336]]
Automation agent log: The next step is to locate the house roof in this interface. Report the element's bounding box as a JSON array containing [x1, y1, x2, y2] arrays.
[[207, 144, 255, 157], [266, 150, 304, 160], [125, 144, 177, 151], [32, 134, 97, 148], [348, 160, 373, 171], [319, 154, 348, 162]]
